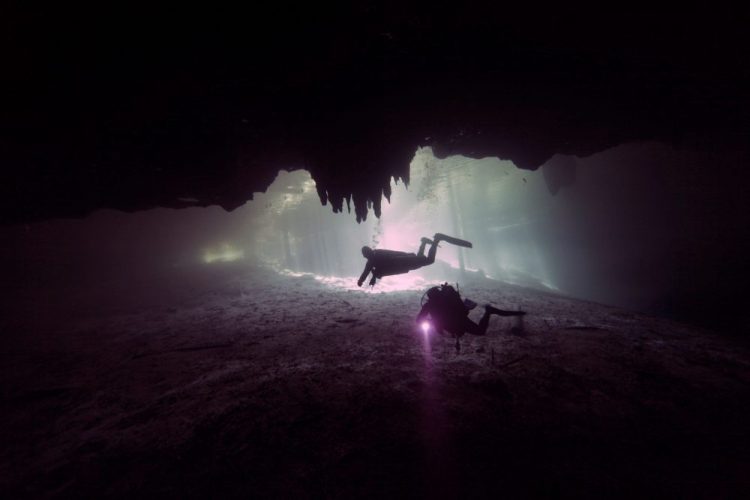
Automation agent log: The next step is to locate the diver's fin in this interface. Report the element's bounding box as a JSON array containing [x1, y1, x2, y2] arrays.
[[434, 233, 473, 248]]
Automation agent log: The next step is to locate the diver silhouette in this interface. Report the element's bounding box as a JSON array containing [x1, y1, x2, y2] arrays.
[[416, 283, 525, 348], [357, 233, 473, 287]]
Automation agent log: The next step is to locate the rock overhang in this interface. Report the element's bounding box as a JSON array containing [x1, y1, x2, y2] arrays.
[[2, 3, 748, 224]]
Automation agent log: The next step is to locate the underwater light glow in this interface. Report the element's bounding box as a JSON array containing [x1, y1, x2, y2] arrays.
[[203, 243, 245, 264], [420, 321, 431, 335]]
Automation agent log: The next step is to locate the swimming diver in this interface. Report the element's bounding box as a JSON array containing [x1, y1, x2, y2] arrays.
[[358, 233, 473, 287]]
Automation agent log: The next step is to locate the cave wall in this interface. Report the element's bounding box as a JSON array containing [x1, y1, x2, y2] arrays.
[[531, 144, 750, 331]]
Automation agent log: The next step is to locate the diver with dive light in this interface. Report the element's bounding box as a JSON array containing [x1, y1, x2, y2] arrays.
[[416, 283, 526, 348]]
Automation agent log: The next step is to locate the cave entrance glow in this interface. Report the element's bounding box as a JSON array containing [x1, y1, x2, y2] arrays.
[[247, 148, 557, 292]]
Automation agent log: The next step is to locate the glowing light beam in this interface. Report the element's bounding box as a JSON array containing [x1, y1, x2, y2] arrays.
[[420, 321, 431, 335]]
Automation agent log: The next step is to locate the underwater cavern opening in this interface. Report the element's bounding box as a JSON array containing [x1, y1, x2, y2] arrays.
[[237, 142, 748, 334], [1, 142, 747, 332]]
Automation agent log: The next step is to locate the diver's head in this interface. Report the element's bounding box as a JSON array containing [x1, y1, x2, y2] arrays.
[[361, 246, 374, 259], [426, 286, 441, 300]]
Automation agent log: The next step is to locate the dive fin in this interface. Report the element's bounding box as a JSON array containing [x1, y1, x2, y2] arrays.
[[434, 233, 473, 248]]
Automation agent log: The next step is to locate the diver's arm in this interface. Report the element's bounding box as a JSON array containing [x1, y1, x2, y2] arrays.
[[357, 261, 374, 287], [416, 303, 430, 323]]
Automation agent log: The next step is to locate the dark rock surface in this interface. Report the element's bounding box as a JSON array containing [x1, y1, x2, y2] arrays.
[[2, 264, 748, 497], [3, 3, 749, 223]]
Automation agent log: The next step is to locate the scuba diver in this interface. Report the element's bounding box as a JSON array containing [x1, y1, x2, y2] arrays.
[[358, 233, 473, 287], [416, 283, 526, 350]]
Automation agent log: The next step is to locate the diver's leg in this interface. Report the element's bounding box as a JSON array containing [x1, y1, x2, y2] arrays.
[[434, 233, 473, 248], [463, 314, 489, 336], [466, 306, 527, 335], [417, 237, 433, 257], [419, 233, 473, 265], [424, 239, 439, 264], [485, 305, 526, 316]]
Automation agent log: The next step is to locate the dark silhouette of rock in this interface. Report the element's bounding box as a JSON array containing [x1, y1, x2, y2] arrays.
[[2, 4, 749, 224]]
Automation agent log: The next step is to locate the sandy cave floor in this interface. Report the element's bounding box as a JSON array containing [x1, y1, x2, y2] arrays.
[[1, 263, 749, 498]]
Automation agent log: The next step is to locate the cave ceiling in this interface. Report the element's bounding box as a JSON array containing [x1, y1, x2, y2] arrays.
[[2, 2, 748, 224]]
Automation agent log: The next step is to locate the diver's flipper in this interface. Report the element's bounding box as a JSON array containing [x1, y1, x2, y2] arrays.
[[434, 233, 473, 248]]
